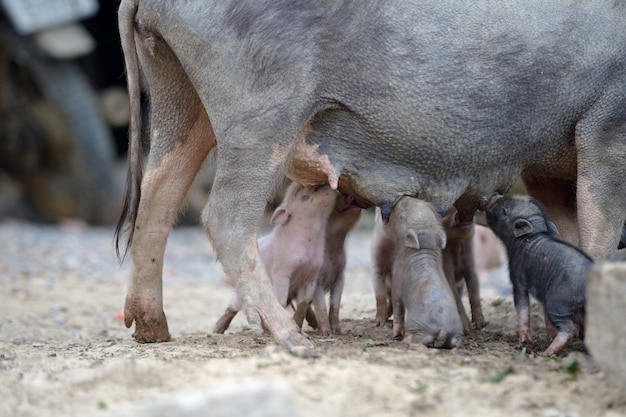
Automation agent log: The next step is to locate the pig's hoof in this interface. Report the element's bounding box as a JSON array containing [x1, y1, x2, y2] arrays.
[[318, 328, 331, 337], [441, 335, 463, 349], [213, 308, 238, 334], [461, 316, 471, 335], [413, 333, 436, 348], [473, 319, 489, 330], [124, 296, 170, 343], [128, 310, 171, 343], [283, 331, 315, 350]]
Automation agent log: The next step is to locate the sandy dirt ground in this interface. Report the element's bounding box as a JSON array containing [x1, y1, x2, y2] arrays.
[[0, 218, 624, 417]]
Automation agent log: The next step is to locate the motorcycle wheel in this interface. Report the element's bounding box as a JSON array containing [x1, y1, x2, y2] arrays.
[[0, 24, 119, 224]]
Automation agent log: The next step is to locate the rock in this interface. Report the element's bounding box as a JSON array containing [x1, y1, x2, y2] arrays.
[[97, 380, 301, 417], [586, 262, 626, 401]]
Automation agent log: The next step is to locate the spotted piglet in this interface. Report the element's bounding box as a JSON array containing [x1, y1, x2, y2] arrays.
[[306, 193, 361, 335], [213, 182, 337, 334], [484, 194, 591, 356], [441, 207, 488, 334]]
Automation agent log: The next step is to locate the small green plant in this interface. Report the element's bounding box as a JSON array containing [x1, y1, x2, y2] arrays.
[[413, 383, 427, 393], [489, 366, 514, 383], [491, 298, 505, 307], [558, 359, 580, 382]]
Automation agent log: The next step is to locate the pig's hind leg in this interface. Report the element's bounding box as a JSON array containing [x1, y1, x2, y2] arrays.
[[543, 316, 577, 357], [122, 63, 213, 343]]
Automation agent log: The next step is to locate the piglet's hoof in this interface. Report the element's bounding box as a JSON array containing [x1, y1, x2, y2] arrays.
[[473, 318, 488, 330], [124, 296, 170, 343]]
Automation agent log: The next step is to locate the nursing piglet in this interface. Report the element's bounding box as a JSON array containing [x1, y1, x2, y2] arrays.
[[484, 194, 591, 356], [442, 208, 487, 333], [373, 196, 463, 348], [308, 193, 361, 335], [213, 182, 337, 333]]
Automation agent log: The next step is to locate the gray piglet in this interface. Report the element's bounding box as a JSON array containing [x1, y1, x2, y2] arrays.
[[484, 194, 591, 356]]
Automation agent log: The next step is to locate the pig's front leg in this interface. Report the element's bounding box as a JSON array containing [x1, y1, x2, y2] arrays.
[[392, 298, 405, 341], [328, 273, 345, 335], [312, 285, 331, 336], [373, 271, 391, 327], [443, 263, 471, 334], [513, 285, 533, 346], [213, 292, 243, 334], [293, 281, 317, 329]]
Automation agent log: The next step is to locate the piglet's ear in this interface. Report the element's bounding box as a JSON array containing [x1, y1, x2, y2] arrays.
[[513, 218, 533, 237], [546, 220, 559, 236], [405, 228, 420, 249], [270, 207, 290, 225], [437, 230, 447, 249]]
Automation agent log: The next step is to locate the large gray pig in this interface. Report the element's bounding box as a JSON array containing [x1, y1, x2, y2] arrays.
[[382, 197, 462, 348], [484, 194, 591, 356], [116, 0, 626, 347]]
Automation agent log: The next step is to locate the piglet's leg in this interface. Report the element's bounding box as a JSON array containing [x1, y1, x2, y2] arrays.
[[543, 315, 577, 356], [304, 306, 319, 330], [392, 299, 405, 341], [328, 273, 346, 335], [312, 285, 331, 336], [373, 271, 390, 327], [213, 292, 243, 334], [462, 246, 487, 329], [544, 311, 558, 341], [513, 287, 533, 345], [446, 274, 471, 334], [544, 333, 570, 356]]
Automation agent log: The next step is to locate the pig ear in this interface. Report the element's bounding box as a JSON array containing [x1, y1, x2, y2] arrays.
[[404, 228, 421, 249], [438, 230, 447, 249], [270, 207, 290, 225], [546, 220, 559, 236], [513, 218, 533, 237]]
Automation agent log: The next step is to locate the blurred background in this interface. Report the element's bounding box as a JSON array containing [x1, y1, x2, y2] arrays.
[[0, 0, 203, 226]]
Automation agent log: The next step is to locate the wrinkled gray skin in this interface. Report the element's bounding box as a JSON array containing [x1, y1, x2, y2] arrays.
[[485, 194, 591, 356], [372, 197, 462, 348], [115, 0, 626, 347], [307, 193, 361, 336], [213, 182, 336, 334], [441, 208, 487, 334]]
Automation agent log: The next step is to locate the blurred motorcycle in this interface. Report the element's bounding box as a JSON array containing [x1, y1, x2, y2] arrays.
[[0, 0, 120, 224]]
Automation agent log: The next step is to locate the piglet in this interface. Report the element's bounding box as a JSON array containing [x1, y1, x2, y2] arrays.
[[441, 208, 487, 333], [484, 194, 591, 356], [213, 182, 337, 334], [307, 193, 361, 335], [373, 196, 463, 348]]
